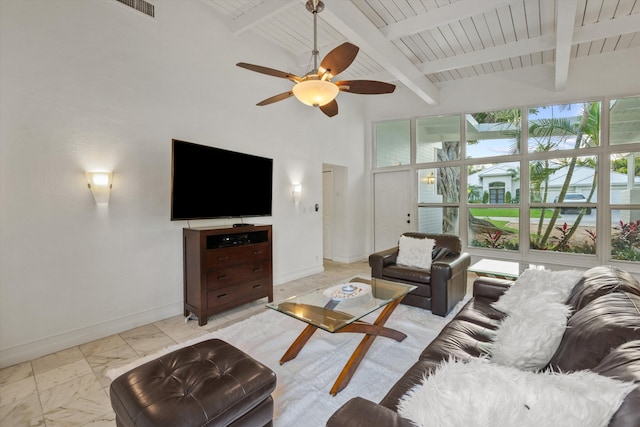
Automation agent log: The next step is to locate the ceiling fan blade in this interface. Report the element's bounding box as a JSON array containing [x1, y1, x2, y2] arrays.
[[256, 91, 294, 106], [336, 80, 396, 94], [320, 100, 338, 117], [319, 42, 359, 78], [236, 62, 301, 83]]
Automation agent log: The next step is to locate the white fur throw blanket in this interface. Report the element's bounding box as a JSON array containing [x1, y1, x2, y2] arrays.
[[398, 358, 634, 427], [489, 268, 583, 370]]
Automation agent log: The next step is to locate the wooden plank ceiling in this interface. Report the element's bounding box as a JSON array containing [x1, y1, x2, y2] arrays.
[[204, 0, 640, 106]]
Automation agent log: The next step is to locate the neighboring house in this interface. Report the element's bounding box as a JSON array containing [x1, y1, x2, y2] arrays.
[[469, 162, 640, 204]]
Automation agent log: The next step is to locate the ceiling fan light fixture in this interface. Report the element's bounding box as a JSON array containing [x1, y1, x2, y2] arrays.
[[236, 0, 394, 116], [292, 79, 339, 107]]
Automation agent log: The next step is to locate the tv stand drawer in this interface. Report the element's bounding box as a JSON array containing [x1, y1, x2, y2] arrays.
[[206, 243, 271, 267], [207, 280, 271, 309], [207, 261, 271, 290]]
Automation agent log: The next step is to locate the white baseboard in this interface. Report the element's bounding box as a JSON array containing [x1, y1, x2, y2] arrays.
[[331, 253, 368, 264], [275, 264, 324, 285], [0, 302, 183, 369]]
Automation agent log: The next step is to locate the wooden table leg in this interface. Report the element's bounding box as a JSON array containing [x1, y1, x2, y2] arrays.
[[337, 321, 407, 341], [278, 295, 408, 394], [279, 323, 318, 365], [329, 296, 406, 395]]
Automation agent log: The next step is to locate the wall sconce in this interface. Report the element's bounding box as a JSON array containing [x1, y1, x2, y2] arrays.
[[86, 172, 113, 204], [292, 183, 302, 204], [424, 171, 436, 184]]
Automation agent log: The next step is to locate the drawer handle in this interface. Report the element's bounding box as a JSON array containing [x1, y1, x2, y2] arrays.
[[217, 274, 228, 280], [253, 267, 263, 273], [253, 250, 262, 255], [217, 256, 228, 262], [217, 293, 228, 299], [252, 284, 262, 289]]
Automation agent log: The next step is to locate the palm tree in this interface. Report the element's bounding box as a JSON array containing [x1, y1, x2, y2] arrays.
[[530, 102, 600, 250], [467, 184, 481, 202]]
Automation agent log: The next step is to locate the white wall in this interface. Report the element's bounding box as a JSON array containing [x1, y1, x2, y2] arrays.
[[0, 0, 369, 367]]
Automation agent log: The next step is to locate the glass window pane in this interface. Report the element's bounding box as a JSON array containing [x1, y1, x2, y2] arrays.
[[529, 209, 596, 254], [611, 210, 640, 261], [375, 119, 410, 167], [418, 167, 460, 203], [418, 207, 459, 234], [529, 156, 598, 203], [610, 96, 640, 146], [465, 109, 521, 159], [610, 153, 640, 204], [468, 208, 519, 250], [467, 162, 519, 204], [416, 115, 460, 163], [528, 102, 600, 152]]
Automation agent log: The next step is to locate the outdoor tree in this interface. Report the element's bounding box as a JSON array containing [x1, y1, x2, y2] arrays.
[[436, 141, 460, 233], [529, 102, 600, 250]]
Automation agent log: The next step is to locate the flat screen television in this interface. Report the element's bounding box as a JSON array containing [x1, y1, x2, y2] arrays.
[[171, 139, 273, 220]]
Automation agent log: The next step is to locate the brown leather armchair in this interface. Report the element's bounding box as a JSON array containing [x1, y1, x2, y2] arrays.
[[369, 233, 470, 316]]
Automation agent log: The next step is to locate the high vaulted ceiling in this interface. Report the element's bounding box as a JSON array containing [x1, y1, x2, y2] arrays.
[[204, 0, 640, 106]]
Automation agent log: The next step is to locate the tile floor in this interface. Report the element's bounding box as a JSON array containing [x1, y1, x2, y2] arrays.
[[0, 260, 371, 426]]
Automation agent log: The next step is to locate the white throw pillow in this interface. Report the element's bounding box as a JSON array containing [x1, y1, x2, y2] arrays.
[[487, 268, 582, 370], [396, 236, 435, 270], [490, 301, 571, 370], [398, 358, 635, 427], [492, 268, 583, 314]]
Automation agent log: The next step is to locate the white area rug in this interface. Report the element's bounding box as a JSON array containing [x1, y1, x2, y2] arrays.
[[107, 299, 469, 426]]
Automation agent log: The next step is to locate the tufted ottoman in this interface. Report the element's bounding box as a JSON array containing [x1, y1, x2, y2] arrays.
[[109, 339, 276, 427]]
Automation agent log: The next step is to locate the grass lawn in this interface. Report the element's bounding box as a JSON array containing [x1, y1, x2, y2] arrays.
[[470, 208, 554, 218], [490, 220, 518, 233]]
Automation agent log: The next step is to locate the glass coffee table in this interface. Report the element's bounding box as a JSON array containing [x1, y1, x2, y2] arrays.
[[267, 277, 416, 395]]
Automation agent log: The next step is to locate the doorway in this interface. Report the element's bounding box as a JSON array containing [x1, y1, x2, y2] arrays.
[[374, 170, 412, 251]]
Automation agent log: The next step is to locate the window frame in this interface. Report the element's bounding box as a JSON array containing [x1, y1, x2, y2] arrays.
[[371, 95, 640, 273]]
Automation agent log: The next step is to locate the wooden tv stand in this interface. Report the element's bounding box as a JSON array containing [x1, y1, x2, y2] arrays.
[[183, 225, 273, 326]]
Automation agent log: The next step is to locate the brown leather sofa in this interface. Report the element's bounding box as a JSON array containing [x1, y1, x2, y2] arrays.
[[369, 233, 470, 316], [326, 265, 640, 427]]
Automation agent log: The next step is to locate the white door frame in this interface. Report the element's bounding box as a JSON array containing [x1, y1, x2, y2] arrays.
[[322, 168, 334, 260]]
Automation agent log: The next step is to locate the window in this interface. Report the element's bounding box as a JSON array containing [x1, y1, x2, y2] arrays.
[[609, 96, 640, 261], [528, 155, 598, 254], [415, 115, 462, 234], [525, 102, 600, 255], [467, 161, 520, 251], [374, 119, 410, 167], [418, 167, 460, 234], [417, 115, 460, 163], [610, 96, 640, 146], [372, 94, 640, 269], [466, 109, 520, 159], [528, 102, 599, 152], [468, 207, 519, 250]]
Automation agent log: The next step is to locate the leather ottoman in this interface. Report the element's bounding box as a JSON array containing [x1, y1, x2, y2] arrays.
[[109, 338, 276, 427]]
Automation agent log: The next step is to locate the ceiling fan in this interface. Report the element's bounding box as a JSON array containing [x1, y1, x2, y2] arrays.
[[236, 0, 396, 118]]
